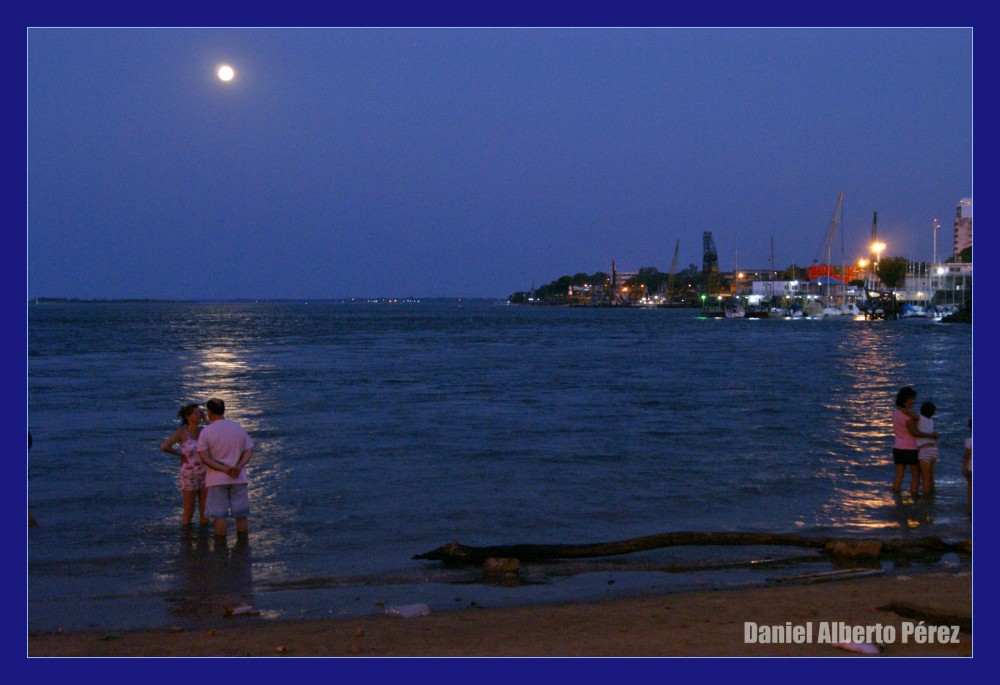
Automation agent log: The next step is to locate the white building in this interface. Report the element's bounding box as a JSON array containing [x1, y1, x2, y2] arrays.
[[954, 198, 972, 256], [931, 262, 973, 306], [750, 280, 802, 299], [898, 261, 972, 306]]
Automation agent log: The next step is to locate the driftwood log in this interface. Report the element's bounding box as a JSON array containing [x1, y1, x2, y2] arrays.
[[413, 532, 968, 566], [878, 600, 973, 634]]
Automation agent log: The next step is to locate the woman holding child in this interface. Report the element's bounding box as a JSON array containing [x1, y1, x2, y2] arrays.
[[892, 386, 939, 496]]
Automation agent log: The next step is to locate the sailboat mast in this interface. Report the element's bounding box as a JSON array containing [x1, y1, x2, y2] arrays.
[[769, 235, 775, 300], [868, 212, 878, 290], [870, 212, 878, 260], [840, 198, 846, 306], [823, 192, 844, 304]]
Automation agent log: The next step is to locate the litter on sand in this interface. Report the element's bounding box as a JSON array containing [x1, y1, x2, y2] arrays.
[[832, 642, 882, 655], [385, 603, 431, 618], [224, 604, 261, 617]]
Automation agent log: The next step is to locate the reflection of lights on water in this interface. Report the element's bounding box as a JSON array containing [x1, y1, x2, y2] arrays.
[[809, 485, 939, 532], [807, 324, 915, 531], [179, 347, 252, 408], [203, 360, 246, 372], [198, 347, 250, 375], [183, 346, 267, 430]]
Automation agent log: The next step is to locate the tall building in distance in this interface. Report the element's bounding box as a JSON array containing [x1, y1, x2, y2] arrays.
[[953, 197, 972, 256]]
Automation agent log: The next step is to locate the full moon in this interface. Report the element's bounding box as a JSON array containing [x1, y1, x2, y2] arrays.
[[218, 65, 235, 82]]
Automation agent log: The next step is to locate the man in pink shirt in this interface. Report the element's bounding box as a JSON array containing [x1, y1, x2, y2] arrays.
[[198, 398, 255, 538]]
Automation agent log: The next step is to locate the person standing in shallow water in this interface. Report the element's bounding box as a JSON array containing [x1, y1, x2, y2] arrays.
[[892, 386, 938, 495], [915, 401, 939, 496], [197, 398, 254, 539], [160, 403, 209, 526]]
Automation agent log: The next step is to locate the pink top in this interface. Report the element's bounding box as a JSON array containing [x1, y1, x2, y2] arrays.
[[893, 407, 919, 450]]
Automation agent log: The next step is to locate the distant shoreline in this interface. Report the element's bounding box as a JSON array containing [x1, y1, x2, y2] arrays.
[[28, 297, 500, 304]]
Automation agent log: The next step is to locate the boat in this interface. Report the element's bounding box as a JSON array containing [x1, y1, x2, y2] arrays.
[[821, 302, 843, 316], [926, 304, 958, 321], [839, 301, 862, 316], [783, 303, 804, 318]]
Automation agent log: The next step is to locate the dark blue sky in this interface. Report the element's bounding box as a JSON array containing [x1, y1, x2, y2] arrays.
[[27, 27, 971, 299]]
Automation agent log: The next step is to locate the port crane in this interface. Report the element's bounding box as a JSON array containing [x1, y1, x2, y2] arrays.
[[702, 232, 719, 295], [860, 211, 900, 319]]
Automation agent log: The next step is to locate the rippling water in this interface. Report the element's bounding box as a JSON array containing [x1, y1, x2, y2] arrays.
[[27, 301, 972, 631]]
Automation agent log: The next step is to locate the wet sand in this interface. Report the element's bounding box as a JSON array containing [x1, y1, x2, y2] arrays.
[[28, 570, 971, 657]]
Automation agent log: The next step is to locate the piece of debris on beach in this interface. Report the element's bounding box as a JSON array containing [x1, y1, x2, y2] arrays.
[[832, 642, 882, 655], [385, 603, 431, 618], [223, 604, 260, 617]]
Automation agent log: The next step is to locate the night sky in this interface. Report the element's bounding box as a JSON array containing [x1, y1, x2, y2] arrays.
[[27, 27, 971, 299]]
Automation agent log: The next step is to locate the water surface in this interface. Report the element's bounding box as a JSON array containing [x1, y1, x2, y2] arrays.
[[28, 302, 972, 631]]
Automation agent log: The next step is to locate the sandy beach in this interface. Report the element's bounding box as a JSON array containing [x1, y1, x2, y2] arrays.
[[28, 570, 971, 657]]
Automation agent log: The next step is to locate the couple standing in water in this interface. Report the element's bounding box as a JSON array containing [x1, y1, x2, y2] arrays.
[[160, 398, 254, 538]]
